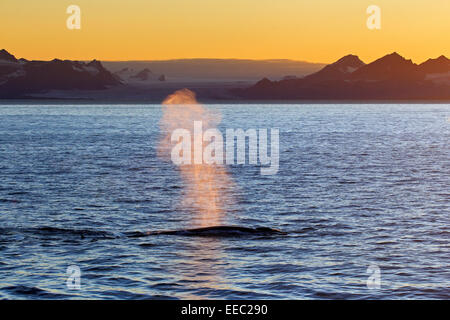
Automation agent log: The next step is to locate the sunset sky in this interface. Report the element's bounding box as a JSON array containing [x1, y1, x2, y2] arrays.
[[1, 0, 449, 64]]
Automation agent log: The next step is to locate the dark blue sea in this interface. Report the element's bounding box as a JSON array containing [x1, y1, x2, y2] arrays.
[[0, 103, 449, 299]]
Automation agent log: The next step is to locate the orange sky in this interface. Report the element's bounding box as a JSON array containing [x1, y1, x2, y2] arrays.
[[1, 0, 449, 64]]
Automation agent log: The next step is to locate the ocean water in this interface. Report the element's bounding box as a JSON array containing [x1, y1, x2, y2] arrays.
[[0, 103, 449, 299]]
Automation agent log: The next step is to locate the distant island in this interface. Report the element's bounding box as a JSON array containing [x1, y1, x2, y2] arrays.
[[0, 49, 448, 102]]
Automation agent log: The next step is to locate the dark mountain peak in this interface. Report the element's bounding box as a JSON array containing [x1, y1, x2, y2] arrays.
[[334, 54, 365, 67], [421, 55, 449, 65], [385, 52, 404, 60], [419, 55, 450, 74], [257, 77, 273, 85], [388, 51, 402, 58], [375, 52, 414, 66], [131, 68, 153, 80], [87, 59, 105, 70], [0, 49, 18, 62], [251, 77, 275, 91], [331, 54, 366, 71], [303, 54, 365, 82], [350, 52, 420, 81]]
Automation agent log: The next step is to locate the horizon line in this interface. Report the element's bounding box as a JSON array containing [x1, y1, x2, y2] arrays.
[[2, 49, 448, 66]]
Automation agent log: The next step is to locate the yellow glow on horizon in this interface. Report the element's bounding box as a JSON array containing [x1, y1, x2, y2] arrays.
[[0, 0, 449, 64]]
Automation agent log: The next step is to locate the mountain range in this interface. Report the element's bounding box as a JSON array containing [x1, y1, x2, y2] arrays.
[[0, 49, 121, 98], [236, 52, 450, 100], [0, 49, 449, 101]]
